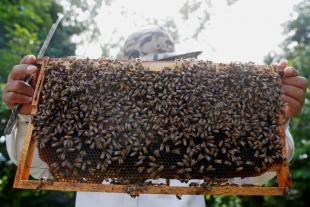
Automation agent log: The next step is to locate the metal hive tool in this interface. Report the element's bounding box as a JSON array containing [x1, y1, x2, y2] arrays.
[[14, 57, 292, 196]]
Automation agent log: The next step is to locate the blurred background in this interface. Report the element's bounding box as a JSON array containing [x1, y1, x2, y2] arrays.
[[0, 0, 309, 206]]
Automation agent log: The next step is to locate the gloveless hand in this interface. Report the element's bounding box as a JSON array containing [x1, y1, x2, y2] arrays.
[[2, 54, 38, 115], [278, 60, 308, 119]]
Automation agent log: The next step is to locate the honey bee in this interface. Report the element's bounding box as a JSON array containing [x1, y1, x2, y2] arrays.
[[89, 142, 95, 150], [59, 152, 66, 160], [225, 131, 231, 137], [165, 144, 170, 153], [88, 168, 96, 175], [185, 173, 192, 180], [52, 142, 61, 148], [246, 161, 255, 166], [210, 148, 216, 156], [254, 167, 261, 173], [235, 167, 243, 172], [224, 143, 231, 148], [175, 140, 182, 146], [135, 160, 143, 166], [235, 160, 243, 166], [239, 141, 246, 147], [50, 162, 58, 168], [147, 167, 155, 174], [80, 150, 87, 157], [218, 140, 224, 148], [177, 169, 185, 174], [67, 148, 75, 152], [224, 161, 232, 166], [214, 149, 218, 158], [268, 157, 274, 164], [84, 139, 92, 145], [197, 165, 204, 174], [254, 150, 259, 158], [184, 168, 192, 173], [146, 155, 155, 162], [206, 165, 214, 172], [202, 155, 211, 162], [145, 139, 151, 147], [138, 167, 145, 173], [157, 165, 164, 172], [118, 157, 124, 165], [172, 149, 181, 155], [214, 159, 222, 164], [176, 194, 182, 200], [154, 149, 160, 157], [142, 147, 149, 155], [184, 159, 191, 167], [149, 163, 158, 168], [138, 155, 146, 160], [130, 151, 138, 157]]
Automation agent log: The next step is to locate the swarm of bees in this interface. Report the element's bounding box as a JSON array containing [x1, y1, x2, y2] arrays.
[[31, 57, 286, 185]]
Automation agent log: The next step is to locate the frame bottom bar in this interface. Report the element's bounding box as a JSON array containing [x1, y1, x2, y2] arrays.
[[15, 180, 288, 196]]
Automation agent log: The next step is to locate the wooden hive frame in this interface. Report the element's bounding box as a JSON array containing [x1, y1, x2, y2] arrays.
[[14, 57, 292, 196]]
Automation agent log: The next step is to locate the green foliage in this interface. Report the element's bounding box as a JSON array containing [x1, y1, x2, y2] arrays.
[[204, 0, 310, 206], [179, 0, 212, 40], [0, 0, 100, 206], [265, 1, 310, 80], [0, 161, 75, 207], [271, 0, 310, 203], [205, 195, 243, 207], [0, 0, 49, 83], [1, 92, 74, 207], [280, 1, 310, 79], [261, 1, 310, 207]]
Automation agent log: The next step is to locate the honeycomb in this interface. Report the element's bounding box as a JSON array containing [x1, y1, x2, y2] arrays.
[[31, 58, 286, 184]]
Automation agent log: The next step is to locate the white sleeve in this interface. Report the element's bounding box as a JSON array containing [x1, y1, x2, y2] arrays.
[[6, 114, 49, 179], [283, 119, 294, 162], [232, 119, 294, 185]]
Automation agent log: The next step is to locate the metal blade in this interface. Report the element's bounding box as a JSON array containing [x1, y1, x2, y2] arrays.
[[4, 14, 64, 135]]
